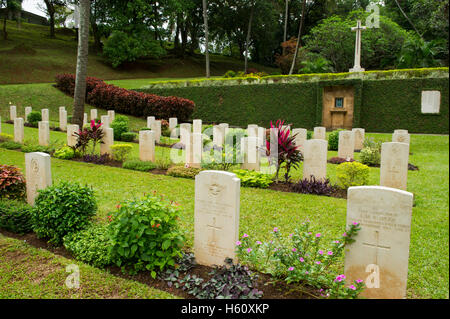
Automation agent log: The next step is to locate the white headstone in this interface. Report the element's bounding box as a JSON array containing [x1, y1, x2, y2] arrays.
[[60, 109, 67, 131], [180, 123, 192, 145], [100, 128, 114, 155], [38, 121, 50, 146], [10, 105, 17, 121], [139, 130, 155, 162], [257, 127, 266, 147], [107, 110, 115, 124], [90, 109, 98, 121], [147, 116, 155, 129], [152, 120, 162, 143], [67, 124, 79, 147], [344, 186, 413, 299], [25, 106, 32, 122], [193, 119, 202, 134], [313, 127, 326, 140], [338, 130, 355, 159], [101, 115, 110, 129], [247, 125, 258, 138], [303, 139, 328, 181], [83, 113, 88, 127], [240, 137, 260, 171], [186, 132, 203, 168], [14, 117, 24, 143], [25, 152, 52, 205], [380, 142, 409, 191], [169, 117, 178, 130], [41, 109, 49, 122], [292, 128, 307, 154], [392, 132, 410, 145], [194, 171, 240, 266], [59, 106, 65, 120], [352, 128, 365, 151], [213, 125, 226, 147]]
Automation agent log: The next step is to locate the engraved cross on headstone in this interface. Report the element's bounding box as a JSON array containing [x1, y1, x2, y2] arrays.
[[362, 230, 391, 265], [349, 20, 367, 72], [207, 216, 222, 246]]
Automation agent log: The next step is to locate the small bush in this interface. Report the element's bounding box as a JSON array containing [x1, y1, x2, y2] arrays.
[[328, 129, 343, 151], [111, 119, 130, 141], [223, 70, 236, 78], [123, 159, 157, 172], [307, 131, 313, 139], [27, 111, 42, 126], [31, 181, 97, 244], [120, 132, 137, 142], [359, 147, 381, 166], [63, 224, 113, 268], [0, 141, 22, 150], [0, 133, 13, 142], [0, 200, 33, 234], [291, 176, 336, 196], [233, 169, 273, 188], [110, 144, 133, 162], [54, 146, 76, 159], [336, 162, 370, 190], [167, 165, 203, 179], [0, 165, 26, 200], [108, 194, 185, 276], [327, 157, 355, 165]]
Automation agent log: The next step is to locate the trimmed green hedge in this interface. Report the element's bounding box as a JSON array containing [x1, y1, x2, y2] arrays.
[[138, 69, 449, 133]]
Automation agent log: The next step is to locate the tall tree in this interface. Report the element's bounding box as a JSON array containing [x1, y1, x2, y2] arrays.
[[1, 0, 21, 40], [288, 0, 306, 74], [244, 2, 255, 73], [202, 0, 210, 77], [42, 0, 66, 38], [72, 0, 90, 127], [282, 0, 288, 55]]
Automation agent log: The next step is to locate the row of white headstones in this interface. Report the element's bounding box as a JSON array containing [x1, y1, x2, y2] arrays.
[[24, 150, 413, 299], [4, 106, 411, 191]]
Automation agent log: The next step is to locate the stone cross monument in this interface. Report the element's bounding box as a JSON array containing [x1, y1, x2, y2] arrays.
[[349, 20, 366, 73]]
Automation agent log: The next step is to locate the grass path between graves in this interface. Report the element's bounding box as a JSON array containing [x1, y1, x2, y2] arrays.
[[0, 234, 177, 299], [0, 124, 448, 299]]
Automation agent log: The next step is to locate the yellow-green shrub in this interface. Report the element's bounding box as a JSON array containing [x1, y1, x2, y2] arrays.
[[336, 162, 370, 190], [110, 144, 133, 162]]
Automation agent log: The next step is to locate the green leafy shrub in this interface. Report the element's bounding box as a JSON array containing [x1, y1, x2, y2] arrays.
[[31, 181, 97, 244], [54, 146, 76, 159], [110, 144, 133, 162], [233, 169, 273, 188], [336, 162, 370, 190], [108, 194, 185, 276], [63, 224, 113, 268], [123, 159, 157, 172], [167, 165, 202, 179], [0, 165, 26, 200], [0, 199, 33, 234], [27, 111, 42, 126], [223, 70, 236, 78], [0, 141, 22, 150], [120, 132, 137, 142], [359, 147, 381, 166], [111, 116, 130, 140], [237, 221, 364, 299], [328, 129, 344, 151], [0, 133, 13, 142], [307, 131, 313, 140]]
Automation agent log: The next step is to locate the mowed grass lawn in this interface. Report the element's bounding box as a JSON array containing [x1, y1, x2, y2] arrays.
[[0, 122, 448, 299]]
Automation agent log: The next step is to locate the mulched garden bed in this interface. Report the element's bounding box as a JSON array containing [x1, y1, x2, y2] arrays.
[[0, 229, 318, 299], [268, 182, 347, 199]]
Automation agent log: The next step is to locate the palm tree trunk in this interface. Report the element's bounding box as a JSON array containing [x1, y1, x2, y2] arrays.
[[202, 0, 210, 78], [288, 0, 306, 75], [73, 0, 90, 127], [282, 0, 288, 56], [244, 5, 254, 74]]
